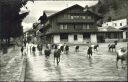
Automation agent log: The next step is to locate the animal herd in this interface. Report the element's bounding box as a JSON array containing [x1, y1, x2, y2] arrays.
[[22, 41, 127, 69], [43, 42, 127, 69]]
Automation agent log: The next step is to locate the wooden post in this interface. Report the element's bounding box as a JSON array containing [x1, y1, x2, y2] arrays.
[[127, 43, 128, 68], [127, 43, 128, 54]]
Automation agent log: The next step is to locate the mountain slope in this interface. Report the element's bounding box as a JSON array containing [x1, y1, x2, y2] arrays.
[[91, 0, 128, 22]]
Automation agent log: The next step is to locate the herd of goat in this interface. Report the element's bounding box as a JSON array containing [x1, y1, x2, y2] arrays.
[[43, 42, 127, 68]]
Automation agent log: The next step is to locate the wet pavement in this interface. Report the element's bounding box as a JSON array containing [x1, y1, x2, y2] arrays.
[[0, 47, 24, 81], [25, 43, 127, 81]]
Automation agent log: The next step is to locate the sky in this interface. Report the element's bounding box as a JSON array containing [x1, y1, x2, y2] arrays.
[[21, 0, 98, 32]]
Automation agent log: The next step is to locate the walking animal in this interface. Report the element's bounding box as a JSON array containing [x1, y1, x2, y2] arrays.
[[91, 44, 99, 51], [87, 47, 93, 58], [60, 45, 64, 52], [54, 48, 61, 65], [116, 48, 127, 69], [94, 44, 99, 51], [44, 46, 51, 58], [65, 45, 69, 54], [108, 41, 118, 52], [75, 46, 79, 52]]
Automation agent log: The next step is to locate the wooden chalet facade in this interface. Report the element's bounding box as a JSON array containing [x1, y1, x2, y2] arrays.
[[97, 26, 123, 43], [40, 4, 103, 44]]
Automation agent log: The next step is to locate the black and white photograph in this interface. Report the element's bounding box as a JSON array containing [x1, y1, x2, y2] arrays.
[[0, 0, 128, 81]]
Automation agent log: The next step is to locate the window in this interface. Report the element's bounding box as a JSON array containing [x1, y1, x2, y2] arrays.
[[63, 25, 67, 29], [83, 24, 86, 29], [70, 15, 81, 19], [60, 33, 68, 40], [60, 25, 63, 29], [67, 14, 70, 19], [74, 35, 77, 40], [82, 16, 86, 19], [83, 24, 91, 29], [83, 33, 90, 39], [71, 16, 74, 19], [87, 24, 90, 29], [74, 25, 76, 29], [60, 24, 67, 29], [120, 23, 122, 26], [126, 32, 128, 38], [106, 33, 111, 39], [114, 23, 117, 26], [79, 16, 82, 19], [87, 16, 91, 19], [63, 14, 67, 18], [74, 24, 82, 29]]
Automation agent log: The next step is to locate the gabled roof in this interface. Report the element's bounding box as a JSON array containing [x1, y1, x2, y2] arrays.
[[44, 10, 58, 17], [47, 4, 102, 19], [98, 26, 123, 32]]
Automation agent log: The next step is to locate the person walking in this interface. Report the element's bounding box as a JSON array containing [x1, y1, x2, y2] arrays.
[[32, 44, 36, 55], [21, 46, 24, 57], [65, 45, 69, 54]]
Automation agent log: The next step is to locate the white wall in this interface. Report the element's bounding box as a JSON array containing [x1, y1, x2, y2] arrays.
[[90, 34, 97, 43], [123, 31, 127, 39], [53, 35, 60, 43], [102, 18, 127, 29], [78, 34, 83, 42], [68, 34, 74, 43]]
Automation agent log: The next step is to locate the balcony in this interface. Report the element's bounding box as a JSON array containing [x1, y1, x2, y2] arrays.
[[57, 19, 95, 24], [46, 28, 98, 35]]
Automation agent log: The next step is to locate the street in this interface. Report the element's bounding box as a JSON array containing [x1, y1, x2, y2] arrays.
[[25, 42, 127, 81]]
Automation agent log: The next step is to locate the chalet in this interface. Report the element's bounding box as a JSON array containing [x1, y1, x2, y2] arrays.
[[39, 4, 102, 44], [97, 26, 123, 43], [102, 18, 128, 40], [102, 18, 128, 29]]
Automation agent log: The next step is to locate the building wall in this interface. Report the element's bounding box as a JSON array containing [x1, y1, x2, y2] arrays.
[[123, 31, 127, 39], [53, 34, 97, 44], [50, 6, 97, 32], [68, 34, 74, 43], [90, 34, 97, 43], [77, 34, 83, 42], [45, 5, 100, 44], [102, 19, 127, 29], [53, 35, 60, 43]]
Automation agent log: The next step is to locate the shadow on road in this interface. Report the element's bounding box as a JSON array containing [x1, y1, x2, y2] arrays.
[[55, 66, 63, 80]]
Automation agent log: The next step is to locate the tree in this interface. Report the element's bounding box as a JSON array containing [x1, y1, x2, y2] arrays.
[[0, 0, 34, 44], [38, 11, 48, 24]]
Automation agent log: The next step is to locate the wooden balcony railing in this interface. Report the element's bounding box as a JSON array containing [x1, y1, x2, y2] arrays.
[[57, 19, 95, 23]]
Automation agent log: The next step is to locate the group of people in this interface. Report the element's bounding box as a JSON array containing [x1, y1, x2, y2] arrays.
[[21, 40, 43, 57]]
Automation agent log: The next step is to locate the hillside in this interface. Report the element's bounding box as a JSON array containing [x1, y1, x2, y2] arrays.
[[91, 0, 128, 22]]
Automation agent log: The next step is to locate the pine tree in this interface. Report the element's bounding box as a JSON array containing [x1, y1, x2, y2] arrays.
[[0, 0, 33, 44]]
